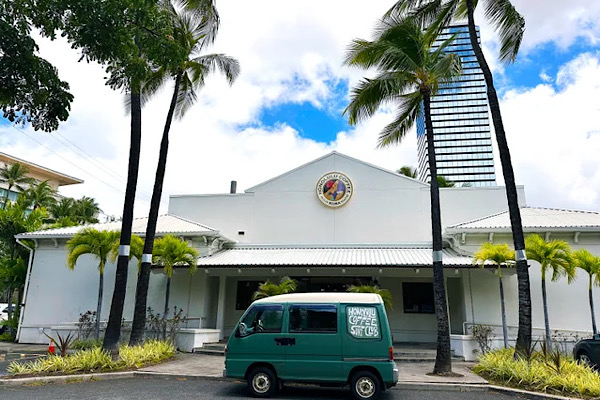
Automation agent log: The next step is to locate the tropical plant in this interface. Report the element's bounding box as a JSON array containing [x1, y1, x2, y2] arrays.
[[23, 180, 57, 210], [398, 166, 417, 178], [109, 234, 144, 272], [437, 176, 455, 188], [0, 163, 35, 208], [385, 0, 532, 355], [473, 242, 515, 348], [525, 235, 575, 348], [73, 196, 101, 224], [66, 228, 121, 340], [152, 235, 199, 317], [572, 249, 600, 334], [343, 17, 461, 374], [347, 284, 393, 310], [252, 277, 298, 300], [129, 0, 238, 345]]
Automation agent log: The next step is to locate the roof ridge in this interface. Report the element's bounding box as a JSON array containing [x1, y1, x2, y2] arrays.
[[166, 214, 218, 231], [446, 209, 510, 229], [526, 206, 600, 215]]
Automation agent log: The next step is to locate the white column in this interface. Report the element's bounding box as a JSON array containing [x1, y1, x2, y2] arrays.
[[216, 276, 227, 340]]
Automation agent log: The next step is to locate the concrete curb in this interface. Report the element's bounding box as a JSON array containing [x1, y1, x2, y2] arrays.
[[395, 382, 489, 392], [0, 371, 135, 387], [488, 385, 583, 400], [133, 371, 227, 381]]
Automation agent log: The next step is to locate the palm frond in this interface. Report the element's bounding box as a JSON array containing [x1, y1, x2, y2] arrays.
[[525, 235, 575, 283], [347, 284, 393, 310], [377, 91, 423, 148], [483, 0, 525, 64], [344, 71, 414, 125]]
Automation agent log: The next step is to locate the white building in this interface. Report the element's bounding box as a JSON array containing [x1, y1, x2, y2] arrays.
[[15, 152, 600, 359]]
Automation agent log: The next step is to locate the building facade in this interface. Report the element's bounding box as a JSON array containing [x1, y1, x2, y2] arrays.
[[16, 152, 600, 359], [416, 25, 496, 187]]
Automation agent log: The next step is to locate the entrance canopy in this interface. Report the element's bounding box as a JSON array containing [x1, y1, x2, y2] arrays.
[[196, 244, 476, 267]]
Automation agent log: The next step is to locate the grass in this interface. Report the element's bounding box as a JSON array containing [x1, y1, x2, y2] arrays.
[[473, 348, 600, 398], [7, 340, 175, 376]]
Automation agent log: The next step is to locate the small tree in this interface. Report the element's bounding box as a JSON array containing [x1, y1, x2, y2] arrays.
[[572, 249, 600, 334], [66, 228, 121, 340], [23, 180, 57, 210], [347, 284, 393, 310], [253, 277, 297, 300], [473, 242, 515, 348], [152, 235, 199, 317], [398, 166, 417, 178], [525, 235, 575, 348], [0, 163, 35, 208]]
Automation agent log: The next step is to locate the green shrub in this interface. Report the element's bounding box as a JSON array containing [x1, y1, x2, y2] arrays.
[[7, 340, 175, 376], [71, 338, 102, 350], [474, 348, 600, 398]]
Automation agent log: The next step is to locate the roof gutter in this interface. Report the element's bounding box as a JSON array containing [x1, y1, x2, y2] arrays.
[[15, 238, 36, 342]]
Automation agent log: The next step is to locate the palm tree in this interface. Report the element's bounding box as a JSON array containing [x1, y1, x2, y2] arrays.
[[49, 197, 76, 220], [343, 17, 461, 374], [66, 228, 121, 340], [572, 249, 600, 334], [398, 166, 418, 178], [109, 234, 144, 272], [152, 235, 199, 317], [473, 242, 515, 348], [386, 0, 532, 355], [347, 284, 393, 310], [525, 234, 575, 348], [23, 180, 57, 210], [437, 176, 455, 188], [252, 277, 298, 300], [129, 0, 239, 345], [0, 163, 35, 208], [73, 196, 101, 224]]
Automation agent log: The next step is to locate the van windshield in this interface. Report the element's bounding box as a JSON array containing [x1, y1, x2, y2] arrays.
[[238, 305, 283, 337]]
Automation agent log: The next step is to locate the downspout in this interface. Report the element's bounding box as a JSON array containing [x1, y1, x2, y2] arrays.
[[15, 238, 36, 342]]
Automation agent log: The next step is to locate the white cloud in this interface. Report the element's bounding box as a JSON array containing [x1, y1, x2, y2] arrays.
[[497, 52, 600, 211]]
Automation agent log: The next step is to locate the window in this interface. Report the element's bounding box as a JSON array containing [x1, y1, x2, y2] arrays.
[[236, 281, 261, 310], [238, 305, 283, 337], [347, 306, 381, 339], [289, 304, 337, 333], [403, 282, 435, 314]]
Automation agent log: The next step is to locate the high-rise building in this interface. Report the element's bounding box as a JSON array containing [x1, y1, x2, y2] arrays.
[[416, 25, 496, 187]]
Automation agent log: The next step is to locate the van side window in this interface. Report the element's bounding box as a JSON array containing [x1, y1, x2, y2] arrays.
[[346, 306, 381, 339], [238, 305, 284, 337], [289, 305, 337, 333]]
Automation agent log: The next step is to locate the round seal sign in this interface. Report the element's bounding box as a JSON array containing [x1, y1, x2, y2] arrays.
[[316, 172, 353, 208]]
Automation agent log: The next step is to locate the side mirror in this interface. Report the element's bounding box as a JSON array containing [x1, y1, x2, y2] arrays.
[[238, 322, 247, 337], [594, 333, 600, 341]]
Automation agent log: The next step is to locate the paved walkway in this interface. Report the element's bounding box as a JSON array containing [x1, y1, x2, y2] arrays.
[[139, 354, 487, 384]]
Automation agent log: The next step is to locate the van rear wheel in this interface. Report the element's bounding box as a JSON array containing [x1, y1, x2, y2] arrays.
[[247, 366, 278, 398], [350, 370, 382, 400]]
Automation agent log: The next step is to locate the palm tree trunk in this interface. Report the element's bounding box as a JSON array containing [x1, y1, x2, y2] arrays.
[[103, 90, 143, 354], [164, 276, 171, 318], [423, 92, 452, 375], [130, 73, 182, 346], [589, 276, 597, 334], [541, 271, 551, 349], [499, 275, 508, 348], [96, 272, 104, 341], [465, 0, 532, 356]]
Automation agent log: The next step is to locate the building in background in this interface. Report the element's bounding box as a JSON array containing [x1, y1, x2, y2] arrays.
[[416, 25, 496, 187], [0, 152, 83, 207]]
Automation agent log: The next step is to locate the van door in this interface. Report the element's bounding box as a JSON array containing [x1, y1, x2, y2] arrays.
[[282, 304, 342, 382], [228, 304, 286, 377]]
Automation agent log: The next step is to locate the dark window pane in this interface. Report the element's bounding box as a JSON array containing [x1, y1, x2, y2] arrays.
[[403, 282, 435, 314], [239, 305, 284, 336], [236, 281, 261, 310], [289, 304, 337, 333]]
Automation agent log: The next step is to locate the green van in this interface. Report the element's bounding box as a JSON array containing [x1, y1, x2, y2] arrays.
[[224, 292, 398, 399]]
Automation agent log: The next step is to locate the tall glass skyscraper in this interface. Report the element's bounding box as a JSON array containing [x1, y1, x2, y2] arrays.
[[416, 25, 496, 187]]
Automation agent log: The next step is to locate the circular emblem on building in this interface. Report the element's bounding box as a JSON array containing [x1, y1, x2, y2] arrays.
[[316, 172, 353, 208]]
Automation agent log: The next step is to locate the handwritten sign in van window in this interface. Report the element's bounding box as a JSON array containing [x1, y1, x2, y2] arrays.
[[347, 306, 380, 339]]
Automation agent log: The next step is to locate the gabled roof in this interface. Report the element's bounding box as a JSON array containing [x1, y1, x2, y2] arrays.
[[197, 244, 475, 267], [244, 151, 428, 192], [446, 207, 600, 233], [16, 214, 227, 240]]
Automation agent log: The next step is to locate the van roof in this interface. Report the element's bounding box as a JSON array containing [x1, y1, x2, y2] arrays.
[[253, 292, 383, 304]]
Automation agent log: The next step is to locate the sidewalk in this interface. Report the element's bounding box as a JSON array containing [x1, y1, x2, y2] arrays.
[[138, 353, 487, 385]]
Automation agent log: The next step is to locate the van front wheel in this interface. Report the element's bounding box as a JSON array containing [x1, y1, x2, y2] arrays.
[[247, 367, 278, 398], [350, 370, 382, 400]]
